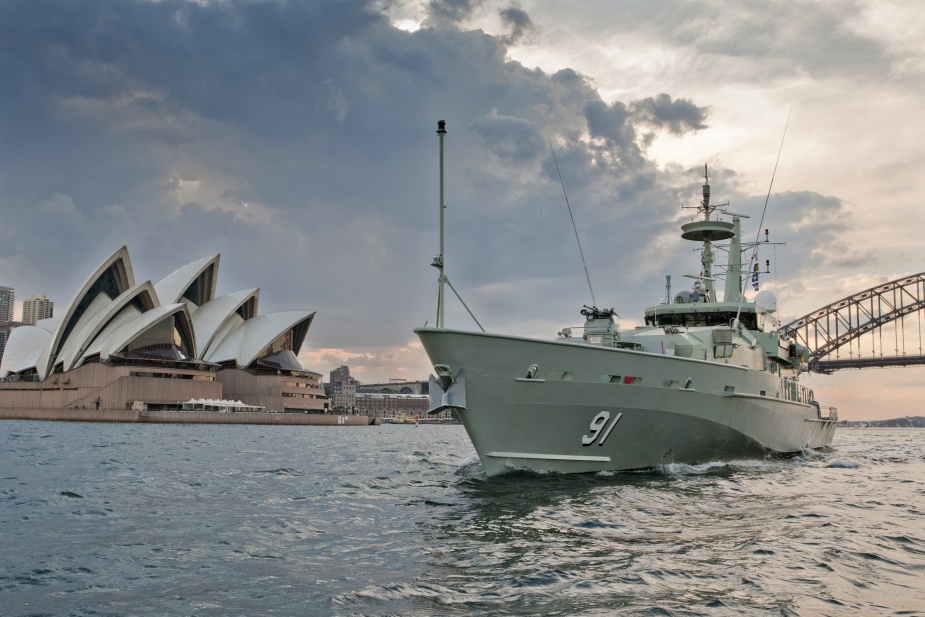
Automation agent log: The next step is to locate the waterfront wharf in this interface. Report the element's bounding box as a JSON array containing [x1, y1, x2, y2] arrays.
[[0, 408, 377, 426]]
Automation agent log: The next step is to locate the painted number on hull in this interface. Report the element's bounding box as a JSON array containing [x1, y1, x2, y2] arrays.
[[582, 411, 623, 446]]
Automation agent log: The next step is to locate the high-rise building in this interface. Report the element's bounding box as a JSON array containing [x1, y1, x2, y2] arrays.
[[0, 322, 22, 364], [22, 294, 54, 325], [328, 365, 360, 411], [329, 365, 358, 386], [0, 286, 13, 323], [0, 286, 14, 363]]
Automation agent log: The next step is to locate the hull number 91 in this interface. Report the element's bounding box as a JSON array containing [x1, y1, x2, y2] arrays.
[[582, 411, 623, 446]]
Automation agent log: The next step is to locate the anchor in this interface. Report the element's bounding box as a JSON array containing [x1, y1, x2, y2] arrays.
[[427, 365, 467, 415]]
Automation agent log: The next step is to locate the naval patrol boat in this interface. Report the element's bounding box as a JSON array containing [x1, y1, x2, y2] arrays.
[[416, 122, 838, 476]]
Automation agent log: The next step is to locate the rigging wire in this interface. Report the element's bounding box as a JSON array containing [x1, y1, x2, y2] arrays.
[[422, 282, 439, 327], [548, 135, 597, 307]]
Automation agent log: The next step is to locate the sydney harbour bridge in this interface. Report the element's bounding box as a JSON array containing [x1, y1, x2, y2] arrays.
[[782, 272, 925, 373]]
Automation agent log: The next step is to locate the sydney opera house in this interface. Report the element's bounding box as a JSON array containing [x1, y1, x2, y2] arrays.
[[0, 247, 328, 412]]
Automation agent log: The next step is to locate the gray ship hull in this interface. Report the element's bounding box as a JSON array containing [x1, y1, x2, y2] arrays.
[[417, 328, 837, 476]]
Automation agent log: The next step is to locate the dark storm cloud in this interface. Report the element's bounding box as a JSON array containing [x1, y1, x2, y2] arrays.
[[470, 109, 544, 161], [630, 94, 708, 135], [765, 190, 863, 270], [583, 100, 633, 144], [581, 100, 645, 171], [499, 3, 538, 45], [424, 0, 481, 28], [4, 0, 848, 374], [582, 95, 707, 166]]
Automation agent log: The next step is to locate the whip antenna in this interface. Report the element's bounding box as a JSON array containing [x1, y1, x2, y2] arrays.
[[548, 135, 596, 306], [735, 105, 792, 324]]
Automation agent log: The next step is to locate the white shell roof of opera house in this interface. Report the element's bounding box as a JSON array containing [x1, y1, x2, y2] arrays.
[[0, 247, 315, 379]]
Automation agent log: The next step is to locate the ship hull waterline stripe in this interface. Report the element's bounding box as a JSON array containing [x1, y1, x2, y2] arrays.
[[485, 451, 611, 462]]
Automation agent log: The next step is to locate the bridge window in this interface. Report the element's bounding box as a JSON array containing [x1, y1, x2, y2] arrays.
[[646, 311, 758, 330]]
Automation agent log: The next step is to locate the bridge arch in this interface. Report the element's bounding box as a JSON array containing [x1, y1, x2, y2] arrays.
[[781, 273, 925, 372]]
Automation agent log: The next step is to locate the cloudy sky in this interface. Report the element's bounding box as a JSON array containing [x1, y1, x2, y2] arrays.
[[2, 0, 923, 420]]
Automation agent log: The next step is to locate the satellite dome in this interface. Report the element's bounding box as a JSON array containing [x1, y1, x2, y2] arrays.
[[755, 290, 778, 314]]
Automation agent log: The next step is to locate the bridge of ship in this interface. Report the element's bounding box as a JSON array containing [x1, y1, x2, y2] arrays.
[[781, 273, 925, 373]]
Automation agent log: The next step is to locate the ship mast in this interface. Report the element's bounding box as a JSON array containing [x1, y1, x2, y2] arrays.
[[680, 165, 734, 302], [722, 214, 744, 303], [700, 165, 715, 298]]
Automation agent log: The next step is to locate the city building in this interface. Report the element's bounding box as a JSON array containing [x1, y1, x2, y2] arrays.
[[22, 294, 54, 325], [355, 392, 429, 420], [329, 379, 357, 412], [327, 365, 360, 411], [358, 379, 428, 395], [0, 286, 16, 364], [0, 286, 13, 323], [0, 321, 23, 365], [322, 368, 454, 420], [329, 365, 358, 386], [352, 377, 453, 420], [0, 246, 328, 412]]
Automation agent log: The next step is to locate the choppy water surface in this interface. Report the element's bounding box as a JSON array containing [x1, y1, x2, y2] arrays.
[[1, 423, 923, 616]]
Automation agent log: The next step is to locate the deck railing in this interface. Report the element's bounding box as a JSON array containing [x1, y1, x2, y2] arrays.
[[782, 377, 815, 405], [819, 406, 838, 421]]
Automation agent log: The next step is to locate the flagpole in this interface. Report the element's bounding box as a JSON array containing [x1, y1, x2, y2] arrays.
[[436, 120, 447, 328]]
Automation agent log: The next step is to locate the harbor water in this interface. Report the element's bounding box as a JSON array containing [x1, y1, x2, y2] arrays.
[[1, 422, 923, 616]]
